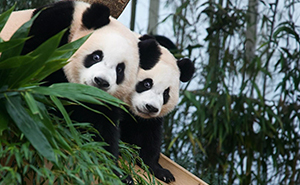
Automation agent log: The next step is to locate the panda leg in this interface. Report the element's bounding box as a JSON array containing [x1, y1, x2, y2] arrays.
[[92, 107, 134, 185], [125, 117, 175, 183], [137, 120, 175, 183]]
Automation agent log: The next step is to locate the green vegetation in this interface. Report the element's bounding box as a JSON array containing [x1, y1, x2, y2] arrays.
[[162, 0, 300, 184]]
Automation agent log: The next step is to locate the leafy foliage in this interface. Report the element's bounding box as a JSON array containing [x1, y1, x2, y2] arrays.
[[0, 6, 158, 185], [161, 0, 300, 184]]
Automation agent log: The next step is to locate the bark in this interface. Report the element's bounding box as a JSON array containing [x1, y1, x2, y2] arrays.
[[245, 0, 258, 62]]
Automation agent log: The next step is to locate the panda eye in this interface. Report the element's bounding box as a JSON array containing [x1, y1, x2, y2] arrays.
[[93, 54, 101, 61], [163, 87, 170, 105], [136, 78, 153, 93], [84, 50, 103, 68], [144, 81, 152, 89], [116, 63, 125, 84], [117, 63, 125, 74]]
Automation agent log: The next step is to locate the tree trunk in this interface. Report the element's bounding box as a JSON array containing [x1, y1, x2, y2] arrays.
[[245, 0, 258, 62], [147, 0, 160, 34]]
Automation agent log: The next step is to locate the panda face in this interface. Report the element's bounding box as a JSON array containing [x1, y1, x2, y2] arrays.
[[64, 18, 140, 102], [130, 47, 180, 118]]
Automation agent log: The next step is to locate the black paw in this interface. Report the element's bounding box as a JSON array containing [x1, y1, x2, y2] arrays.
[[120, 174, 134, 185], [154, 168, 175, 183], [114, 170, 134, 185]]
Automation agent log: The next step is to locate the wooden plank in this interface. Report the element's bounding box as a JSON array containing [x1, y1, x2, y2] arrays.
[[154, 154, 208, 185]]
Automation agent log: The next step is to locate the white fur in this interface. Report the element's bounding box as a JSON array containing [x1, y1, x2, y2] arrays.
[[65, 16, 140, 103], [129, 46, 180, 118]]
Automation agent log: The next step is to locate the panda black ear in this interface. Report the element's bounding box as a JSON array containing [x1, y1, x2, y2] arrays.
[[139, 34, 156, 41], [138, 35, 161, 70], [82, 3, 110, 29], [153, 35, 177, 51], [177, 58, 195, 82]]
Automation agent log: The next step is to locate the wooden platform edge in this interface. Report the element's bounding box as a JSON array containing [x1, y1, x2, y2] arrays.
[[154, 153, 208, 185]]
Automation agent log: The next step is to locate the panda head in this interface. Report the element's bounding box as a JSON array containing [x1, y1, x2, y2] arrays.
[[129, 35, 195, 118], [63, 2, 140, 102]]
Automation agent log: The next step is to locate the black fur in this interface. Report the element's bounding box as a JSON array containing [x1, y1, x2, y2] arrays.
[[21, 1, 74, 55], [138, 35, 161, 70], [177, 58, 195, 82], [153, 35, 177, 51], [120, 113, 175, 183], [66, 103, 121, 159], [82, 3, 110, 29]]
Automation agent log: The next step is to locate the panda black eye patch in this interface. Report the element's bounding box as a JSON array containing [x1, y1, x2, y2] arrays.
[[116, 62, 125, 84], [136, 78, 153, 93], [163, 87, 170, 105], [84, 50, 103, 68]]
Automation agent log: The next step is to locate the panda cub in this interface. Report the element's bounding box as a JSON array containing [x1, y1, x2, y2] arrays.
[[120, 35, 195, 183], [1, 1, 143, 184]]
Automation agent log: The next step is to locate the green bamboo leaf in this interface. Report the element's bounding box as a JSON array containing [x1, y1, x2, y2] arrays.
[[49, 33, 91, 61], [0, 38, 28, 52], [273, 25, 299, 42], [32, 59, 68, 84], [0, 55, 34, 69], [23, 91, 40, 116], [32, 83, 125, 107], [5, 95, 56, 162], [0, 13, 38, 62], [0, 5, 15, 33], [8, 29, 66, 88], [0, 103, 9, 135], [33, 34, 91, 83], [49, 95, 72, 125], [49, 95, 85, 146]]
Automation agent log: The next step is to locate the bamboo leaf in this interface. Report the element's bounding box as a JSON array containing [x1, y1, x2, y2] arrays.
[[5, 95, 56, 162], [0, 38, 28, 52], [32, 34, 91, 83], [0, 5, 15, 33], [0, 55, 34, 69], [23, 91, 40, 116], [8, 29, 66, 88], [31, 83, 125, 107]]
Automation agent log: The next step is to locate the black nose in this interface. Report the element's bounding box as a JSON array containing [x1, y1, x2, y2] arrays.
[[146, 104, 159, 113], [94, 77, 110, 88]]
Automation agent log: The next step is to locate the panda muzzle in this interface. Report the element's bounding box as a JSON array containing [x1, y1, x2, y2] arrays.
[[94, 77, 110, 89]]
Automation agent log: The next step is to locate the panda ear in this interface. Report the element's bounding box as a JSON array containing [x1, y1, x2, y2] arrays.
[[139, 34, 156, 41], [82, 3, 110, 29], [177, 58, 195, 82], [138, 35, 161, 70]]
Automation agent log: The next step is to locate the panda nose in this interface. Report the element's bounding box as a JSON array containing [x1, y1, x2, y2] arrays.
[[146, 104, 159, 113], [94, 77, 110, 88]]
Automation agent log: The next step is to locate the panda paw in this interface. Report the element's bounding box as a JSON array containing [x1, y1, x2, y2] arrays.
[[154, 168, 175, 183], [114, 170, 134, 185], [120, 174, 134, 185]]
